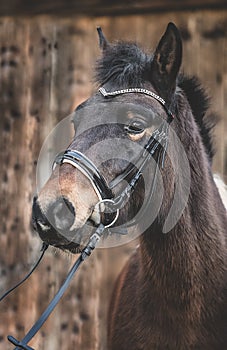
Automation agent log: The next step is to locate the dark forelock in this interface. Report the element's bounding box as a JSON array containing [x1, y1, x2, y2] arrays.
[[95, 42, 151, 87]]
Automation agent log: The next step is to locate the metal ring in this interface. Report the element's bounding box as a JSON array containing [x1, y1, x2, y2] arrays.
[[96, 199, 119, 228]]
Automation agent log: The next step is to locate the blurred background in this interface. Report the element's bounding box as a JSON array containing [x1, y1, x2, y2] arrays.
[[0, 1, 226, 349]]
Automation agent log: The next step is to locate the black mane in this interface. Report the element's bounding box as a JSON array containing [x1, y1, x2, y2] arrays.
[[96, 42, 216, 161], [178, 75, 217, 161]]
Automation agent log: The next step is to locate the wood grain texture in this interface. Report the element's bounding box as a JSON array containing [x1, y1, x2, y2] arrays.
[[0, 1, 227, 16], [0, 10, 226, 350]]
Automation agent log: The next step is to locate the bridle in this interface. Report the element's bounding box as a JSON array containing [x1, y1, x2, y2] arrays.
[[54, 86, 174, 228], [1, 86, 174, 350]]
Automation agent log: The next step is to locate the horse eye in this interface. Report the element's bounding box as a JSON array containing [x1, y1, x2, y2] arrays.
[[124, 120, 146, 134]]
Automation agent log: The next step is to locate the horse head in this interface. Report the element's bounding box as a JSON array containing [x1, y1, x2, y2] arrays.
[[32, 23, 199, 252]]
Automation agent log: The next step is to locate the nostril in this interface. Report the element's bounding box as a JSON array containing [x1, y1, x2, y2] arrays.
[[49, 198, 75, 231], [32, 196, 76, 234]]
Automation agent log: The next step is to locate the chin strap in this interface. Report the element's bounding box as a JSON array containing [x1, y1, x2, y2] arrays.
[[3, 224, 105, 350]]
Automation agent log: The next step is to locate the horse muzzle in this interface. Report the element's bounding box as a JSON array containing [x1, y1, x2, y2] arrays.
[[32, 196, 82, 253]]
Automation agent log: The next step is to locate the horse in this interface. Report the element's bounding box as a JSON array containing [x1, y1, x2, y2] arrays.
[[32, 23, 227, 349]]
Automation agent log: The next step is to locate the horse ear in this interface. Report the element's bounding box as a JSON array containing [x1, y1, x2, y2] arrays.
[[97, 27, 109, 51], [151, 23, 182, 99]]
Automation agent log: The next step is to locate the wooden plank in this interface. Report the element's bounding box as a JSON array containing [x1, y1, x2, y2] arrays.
[[180, 12, 227, 179], [0, 0, 227, 17]]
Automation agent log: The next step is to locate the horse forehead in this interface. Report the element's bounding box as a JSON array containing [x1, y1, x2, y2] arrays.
[[74, 92, 164, 125], [73, 103, 118, 132]]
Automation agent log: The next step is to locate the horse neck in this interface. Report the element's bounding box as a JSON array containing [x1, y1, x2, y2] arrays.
[[139, 112, 226, 294]]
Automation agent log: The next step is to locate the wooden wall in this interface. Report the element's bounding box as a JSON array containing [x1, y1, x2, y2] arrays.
[[0, 9, 226, 350], [0, 0, 227, 16]]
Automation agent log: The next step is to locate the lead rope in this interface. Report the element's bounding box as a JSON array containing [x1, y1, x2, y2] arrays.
[[2, 224, 105, 350], [0, 243, 48, 303]]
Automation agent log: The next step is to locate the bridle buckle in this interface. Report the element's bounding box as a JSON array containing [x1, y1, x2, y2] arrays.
[[95, 199, 119, 228]]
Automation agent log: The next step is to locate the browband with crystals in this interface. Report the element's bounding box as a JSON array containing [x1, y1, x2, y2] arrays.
[[99, 87, 174, 120]]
